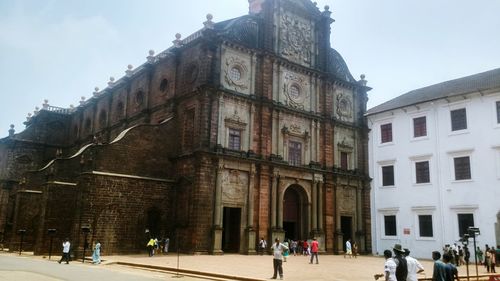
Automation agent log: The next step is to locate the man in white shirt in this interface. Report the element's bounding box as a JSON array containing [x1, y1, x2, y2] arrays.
[[58, 238, 71, 264], [270, 238, 288, 280], [345, 239, 352, 258], [404, 248, 424, 281], [374, 250, 397, 281]]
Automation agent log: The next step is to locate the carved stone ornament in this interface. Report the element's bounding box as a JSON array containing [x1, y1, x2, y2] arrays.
[[280, 13, 312, 65], [338, 136, 354, 149], [336, 93, 353, 121], [222, 170, 247, 202], [224, 109, 247, 130], [223, 56, 249, 91], [283, 72, 309, 110]]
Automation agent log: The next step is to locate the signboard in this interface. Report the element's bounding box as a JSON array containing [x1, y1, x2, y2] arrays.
[[403, 228, 410, 235]]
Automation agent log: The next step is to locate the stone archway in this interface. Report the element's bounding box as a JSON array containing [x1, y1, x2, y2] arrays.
[[282, 184, 309, 241]]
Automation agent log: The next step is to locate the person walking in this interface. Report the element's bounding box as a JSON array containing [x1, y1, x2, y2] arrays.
[[92, 241, 101, 264], [352, 241, 358, 258], [283, 239, 289, 262], [443, 253, 459, 281], [404, 248, 424, 281], [302, 240, 309, 256], [374, 249, 396, 281], [58, 238, 71, 264], [345, 239, 352, 258], [476, 246, 483, 265], [259, 237, 267, 256], [392, 244, 408, 281], [270, 238, 288, 280], [163, 237, 170, 255], [309, 237, 319, 264]]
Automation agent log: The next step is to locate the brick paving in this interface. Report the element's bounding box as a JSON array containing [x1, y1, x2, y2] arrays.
[[103, 253, 496, 281]]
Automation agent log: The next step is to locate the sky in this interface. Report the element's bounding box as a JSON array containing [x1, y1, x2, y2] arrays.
[[1, 0, 499, 138]]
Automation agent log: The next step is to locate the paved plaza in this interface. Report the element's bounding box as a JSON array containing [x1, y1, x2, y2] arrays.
[[1, 251, 497, 281]]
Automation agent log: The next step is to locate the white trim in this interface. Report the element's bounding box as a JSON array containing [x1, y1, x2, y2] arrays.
[[89, 171, 173, 182]]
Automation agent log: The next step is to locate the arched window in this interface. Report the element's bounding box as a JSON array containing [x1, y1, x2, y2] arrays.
[[159, 78, 169, 93], [135, 90, 144, 105]]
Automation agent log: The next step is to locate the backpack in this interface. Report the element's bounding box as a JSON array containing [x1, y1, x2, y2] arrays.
[[394, 255, 408, 281]]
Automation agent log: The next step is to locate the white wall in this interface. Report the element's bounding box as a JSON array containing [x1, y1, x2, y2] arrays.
[[368, 90, 500, 259]]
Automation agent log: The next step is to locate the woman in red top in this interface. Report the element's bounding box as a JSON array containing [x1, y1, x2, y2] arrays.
[[302, 240, 309, 256], [310, 238, 319, 264]]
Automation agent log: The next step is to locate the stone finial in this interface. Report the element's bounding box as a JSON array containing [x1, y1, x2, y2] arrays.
[[324, 5, 329, 11], [93, 87, 100, 97], [203, 13, 214, 29], [147, 49, 155, 63], [248, 0, 264, 14], [43, 99, 49, 109], [108, 76, 115, 86], [80, 96, 86, 105], [69, 104, 74, 109], [359, 74, 367, 86], [8, 124, 15, 137], [26, 113, 32, 122], [34, 106, 40, 115], [172, 33, 182, 47], [125, 64, 133, 76]]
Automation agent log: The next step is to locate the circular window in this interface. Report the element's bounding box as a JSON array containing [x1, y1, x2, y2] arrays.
[[229, 67, 242, 81], [289, 84, 300, 100]]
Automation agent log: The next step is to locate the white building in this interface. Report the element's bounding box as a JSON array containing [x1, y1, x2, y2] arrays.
[[367, 68, 500, 259]]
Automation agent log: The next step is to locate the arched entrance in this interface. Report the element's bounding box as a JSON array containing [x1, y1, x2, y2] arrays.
[[282, 185, 308, 241]]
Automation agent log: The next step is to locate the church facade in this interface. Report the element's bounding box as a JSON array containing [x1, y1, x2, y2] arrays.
[[0, 0, 371, 255]]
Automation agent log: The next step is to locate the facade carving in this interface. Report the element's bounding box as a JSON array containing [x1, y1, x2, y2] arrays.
[[0, 0, 370, 257]]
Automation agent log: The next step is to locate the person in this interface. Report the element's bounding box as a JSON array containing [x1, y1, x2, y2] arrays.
[[352, 241, 358, 258], [374, 249, 396, 281], [282, 239, 289, 262], [259, 237, 267, 256], [485, 245, 491, 272], [154, 237, 159, 255], [147, 238, 155, 257], [432, 251, 447, 281], [309, 237, 319, 264], [476, 246, 483, 265], [302, 240, 309, 256], [163, 237, 170, 255], [270, 238, 288, 280], [392, 244, 408, 281], [457, 246, 464, 266], [496, 246, 500, 267], [443, 252, 459, 281], [463, 245, 470, 265], [404, 248, 424, 281], [58, 238, 71, 264], [489, 248, 496, 273], [291, 240, 297, 256], [345, 239, 352, 258], [92, 241, 101, 264]]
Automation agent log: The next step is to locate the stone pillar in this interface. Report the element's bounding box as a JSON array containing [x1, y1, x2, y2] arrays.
[[245, 165, 256, 254], [271, 170, 278, 228], [334, 184, 343, 254], [356, 185, 365, 252], [212, 161, 224, 254], [248, 104, 255, 151], [311, 180, 317, 231], [277, 181, 283, 228], [318, 180, 324, 231]]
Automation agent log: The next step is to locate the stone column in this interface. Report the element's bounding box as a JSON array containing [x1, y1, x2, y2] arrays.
[[318, 180, 324, 231], [277, 181, 284, 228], [212, 161, 224, 254], [248, 104, 255, 151], [245, 165, 256, 254], [311, 179, 317, 231], [356, 183, 366, 253], [271, 170, 278, 228]]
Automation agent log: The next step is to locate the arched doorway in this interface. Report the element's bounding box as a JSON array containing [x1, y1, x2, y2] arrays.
[[283, 185, 308, 241]]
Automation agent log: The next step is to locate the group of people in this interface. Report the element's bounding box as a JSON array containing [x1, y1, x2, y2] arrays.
[[146, 237, 169, 257], [476, 244, 498, 273], [262, 237, 320, 280], [374, 243, 424, 281], [57, 238, 102, 265], [344, 238, 359, 258]]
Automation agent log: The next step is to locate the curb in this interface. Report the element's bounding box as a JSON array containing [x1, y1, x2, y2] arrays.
[[114, 261, 266, 281]]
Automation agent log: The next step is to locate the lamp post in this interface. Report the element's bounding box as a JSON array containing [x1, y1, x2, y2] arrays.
[[17, 229, 26, 255], [467, 227, 480, 281], [47, 229, 56, 260], [81, 226, 90, 263]]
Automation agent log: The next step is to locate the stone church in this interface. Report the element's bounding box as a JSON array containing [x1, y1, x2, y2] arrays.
[[0, 0, 371, 255]]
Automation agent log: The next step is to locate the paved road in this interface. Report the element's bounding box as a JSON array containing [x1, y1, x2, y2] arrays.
[[0, 254, 206, 281]]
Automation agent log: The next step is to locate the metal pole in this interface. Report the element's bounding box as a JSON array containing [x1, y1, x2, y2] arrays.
[[49, 236, 54, 260], [172, 229, 183, 278], [472, 235, 478, 281]]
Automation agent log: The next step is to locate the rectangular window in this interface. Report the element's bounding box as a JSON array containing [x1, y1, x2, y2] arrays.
[[384, 215, 397, 236], [382, 165, 395, 186], [496, 101, 500, 124], [380, 123, 393, 143], [415, 161, 430, 183], [288, 141, 302, 166], [413, 116, 427, 137], [228, 129, 241, 150], [457, 213, 474, 237], [451, 108, 467, 131], [454, 156, 471, 180], [418, 215, 433, 237], [340, 152, 348, 170]]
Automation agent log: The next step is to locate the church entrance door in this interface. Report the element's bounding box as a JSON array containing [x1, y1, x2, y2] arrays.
[[222, 207, 241, 253], [283, 186, 306, 241], [341, 216, 353, 251]]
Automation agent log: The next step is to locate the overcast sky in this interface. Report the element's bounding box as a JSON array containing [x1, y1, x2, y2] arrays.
[[1, 0, 499, 138]]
